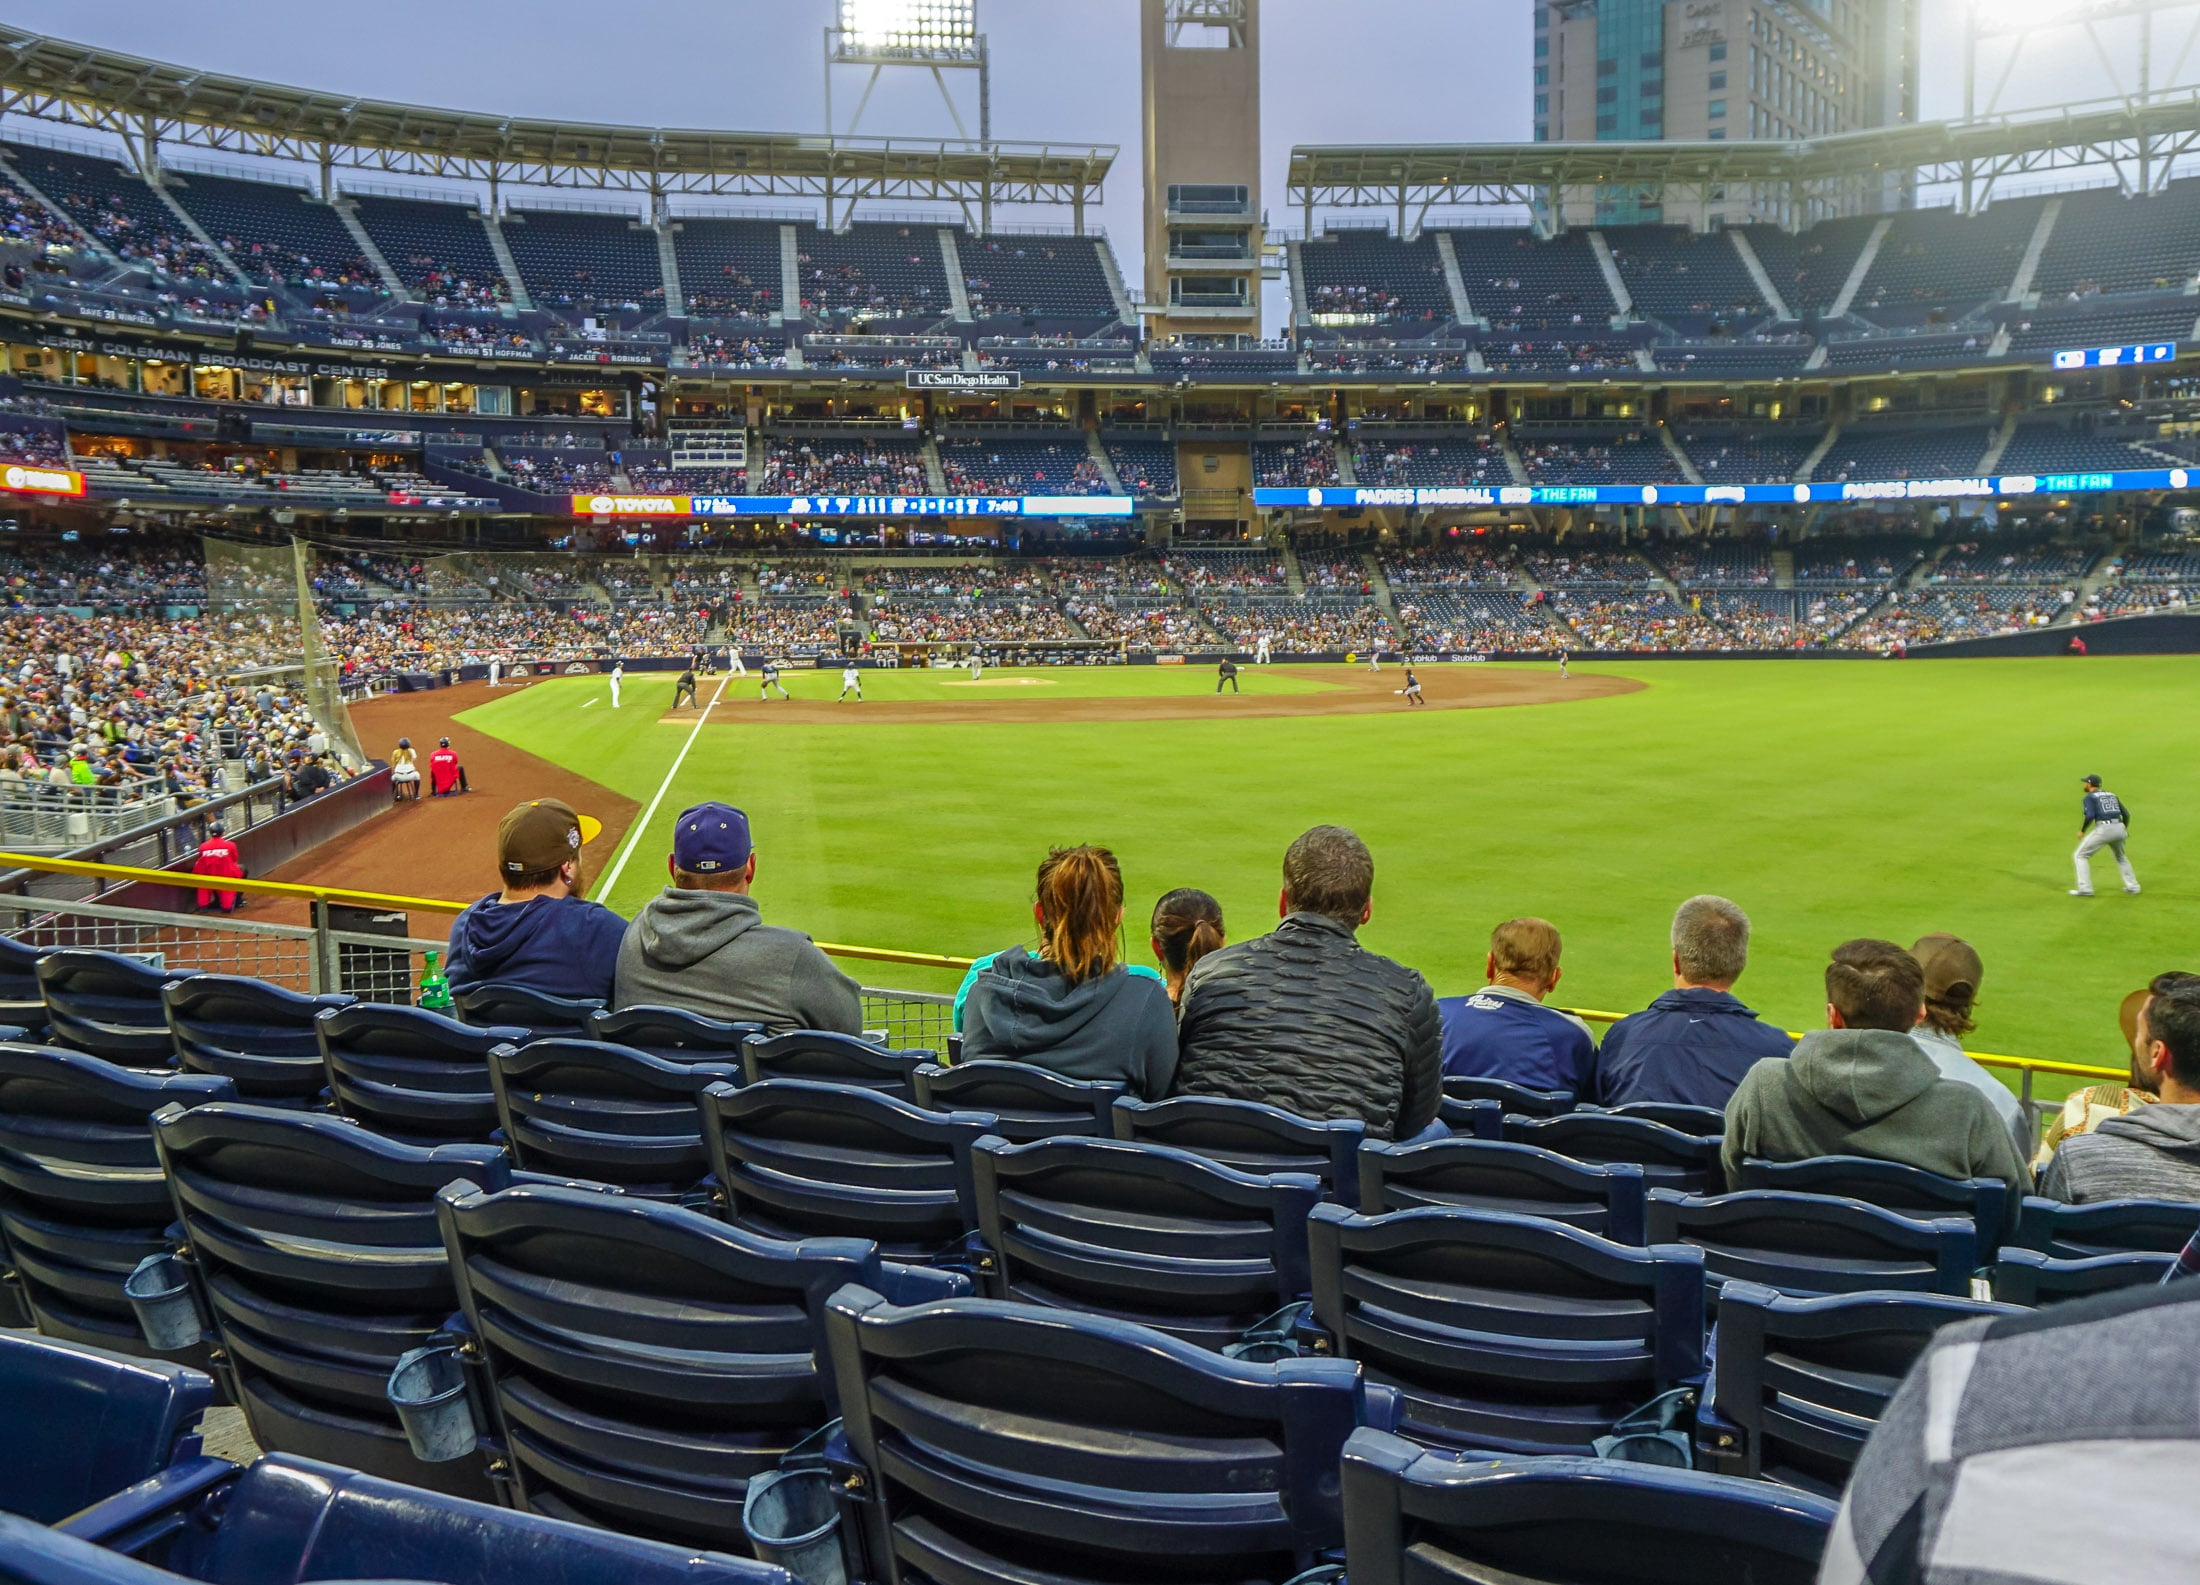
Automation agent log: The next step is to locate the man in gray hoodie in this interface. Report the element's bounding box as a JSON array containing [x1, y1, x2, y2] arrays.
[[612, 801, 862, 1034], [2040, 977, 2200, 1202], [1722, 939, 2031, 1198]]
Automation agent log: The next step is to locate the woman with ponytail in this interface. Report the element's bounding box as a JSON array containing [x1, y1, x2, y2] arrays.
[[1149, 888, 1226, 1008], [960, 845, 1180, 1099]]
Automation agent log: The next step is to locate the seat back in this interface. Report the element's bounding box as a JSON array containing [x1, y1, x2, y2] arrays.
[[739, 1031, 929, 1098], [1990, 1245, 2176, 1304], [149, 1102, 510, 1497], [436, 1180, 961, 1546], [0, 1044, 234, 1354], [487, 1039, 737, 1198], [586, 1004, 762, 1063], [912, 1061, 1122, 1141], [163, 977, 354, 1105], [1339, 1428, 1837, 1585], [1504, 1112, 1724, 1194], [971, 1133, 1319, 1348], [1358, 1136, 1649, 1244], [0, 936, 49, 1037], [825, 1284, 1367, 1585], [2013, 1195, 2200, 1257], [1112, 1094, 1367, 1207], [0, 1332, 215, 1523], [1737, 1156, 2009, 1257], [1306, 1204, 1703, 1456], [703, 1079, 995, 1258], [1704, 1280, 2012, 1493], [1599, 1101, 1729, 1135], [1442, 1074, 1574, 1117], [1646, 1189, 1978, 1301], [35, 950, 180, 1064], [451, 983, 603, 1041], [317, 1003, 527, 1144]]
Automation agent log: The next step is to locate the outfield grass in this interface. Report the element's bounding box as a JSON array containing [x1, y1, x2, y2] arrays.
[[463, 658, 2195, 1092]]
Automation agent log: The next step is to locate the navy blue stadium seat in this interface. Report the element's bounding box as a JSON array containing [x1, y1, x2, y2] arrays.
[[740, 1030, 931, 1098], [970, 1133, 1319, 1348], [1504, 1112, 1724, 1194], [587, 1004, 762, 1063], [148, 1101, 510, 1500], [2012, 1194, 2200, 1256], [702, 1078, 995, 1259], [0, 1331, 217, 1523], [1443, 1074, 1575, 1117], [1357, 1135, 1649, 1243], [1339, 1428, 1837, 1585], [824, 1283, 1374, 1584], [452, 983, 602, 1041], [1305, 1204, 1703, 1456], [433, 1179, 964, 1546], [487, 1039, 737, 1199], [912, 1060, 1122, 1140], [1738, 1155, 2012, 1256], [316, 1003, 526, 1144], [1438, 1095, 1504, 1138], [1991, 1245, 2176, 1304], [51, 1454, 792, 1585], [162, 976, 354, 1107], [0, 935, 51, 1038], [35, 951, 181, 1066], [1646, 1188, 1978, 1301], [0, 1044, 234, 1356], [1698, 1280, 2013, 1493], [1112, 1094, 1367, 1207], [1599, 1101, 1729, 1135]]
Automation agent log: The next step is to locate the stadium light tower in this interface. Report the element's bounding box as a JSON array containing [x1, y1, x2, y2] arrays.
[[825, 0, 989, 146]]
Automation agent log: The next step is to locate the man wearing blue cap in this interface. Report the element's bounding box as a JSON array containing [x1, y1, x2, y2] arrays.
[[611, 800, 862, 1033]]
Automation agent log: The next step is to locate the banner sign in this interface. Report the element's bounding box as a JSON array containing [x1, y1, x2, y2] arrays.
[[1252, 470, 2200, 509], [2052, 342, 2177, 370], [906, 369, 1021, 390], [0, 464, 84, 497], [574, 492, 1135, 519]]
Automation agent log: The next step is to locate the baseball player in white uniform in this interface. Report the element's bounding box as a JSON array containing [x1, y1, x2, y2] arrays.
[[2072, 774, 2140, 897], [967, 651, 983, 681], [728, 647, 747, 677], [488, 658, 502, 687], [838, 663, 863, 702], [608, 662, 623, 709], [1254, 632, 1272, 665]]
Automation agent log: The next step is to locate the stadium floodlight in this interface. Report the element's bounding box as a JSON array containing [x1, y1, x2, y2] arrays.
[[835, 0, 978, 61]]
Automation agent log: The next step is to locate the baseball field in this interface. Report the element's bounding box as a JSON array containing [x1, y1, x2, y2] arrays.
[[358, 655, 2195, 1090]]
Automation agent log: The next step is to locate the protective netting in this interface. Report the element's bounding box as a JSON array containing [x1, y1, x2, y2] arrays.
[[423, 551, 593, 606], [202, 536, 369, 772]]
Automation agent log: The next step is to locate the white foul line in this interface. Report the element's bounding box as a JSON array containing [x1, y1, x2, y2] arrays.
[[594, 674, 728, 899]]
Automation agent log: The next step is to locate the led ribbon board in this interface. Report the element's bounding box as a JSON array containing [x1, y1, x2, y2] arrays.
[[1251, 471, 2200, 508], [572, 494, 1136, 518]]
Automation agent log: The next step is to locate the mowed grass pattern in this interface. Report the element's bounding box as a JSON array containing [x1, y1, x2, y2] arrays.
[[462, 658, 2197, 1088]]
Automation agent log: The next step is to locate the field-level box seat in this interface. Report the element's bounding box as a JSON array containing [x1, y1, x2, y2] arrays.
[[0, 1331, 218, 1524]]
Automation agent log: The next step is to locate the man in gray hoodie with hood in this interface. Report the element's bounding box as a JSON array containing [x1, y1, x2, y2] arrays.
[[2041, 975, 2200, 1202], [612, 801, 862, 1034], [1722, 938, 2031, 1199]]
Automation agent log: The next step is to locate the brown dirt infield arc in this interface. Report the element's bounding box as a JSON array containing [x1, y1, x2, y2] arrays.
[[260, 666, 1637, 928]]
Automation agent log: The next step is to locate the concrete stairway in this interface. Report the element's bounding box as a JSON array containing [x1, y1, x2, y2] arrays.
[[334, 200, 408, 298], [481, 212, 533, 309]]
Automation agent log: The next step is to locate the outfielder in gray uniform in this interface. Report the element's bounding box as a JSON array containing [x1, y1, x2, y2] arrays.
[[2072, 773, 2140, 897]]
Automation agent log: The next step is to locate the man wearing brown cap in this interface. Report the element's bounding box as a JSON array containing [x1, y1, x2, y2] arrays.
[[1908, 935, 2032, 1164], [445, 797, 628, 1002]]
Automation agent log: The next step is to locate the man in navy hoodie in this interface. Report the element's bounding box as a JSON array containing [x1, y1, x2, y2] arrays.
[[446, 797, 628, 1002], [1593, 894, 1795, 1110], [1436, 917, 1597, 1097]]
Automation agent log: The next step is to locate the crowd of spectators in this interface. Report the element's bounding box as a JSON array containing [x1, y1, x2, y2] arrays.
[[868, 595, 1079, 645], [1060, 595, 1209, 651], [758, 438, 929, 497], [1554, 592, 1731, 650], [1200, 596, 1395, 652]]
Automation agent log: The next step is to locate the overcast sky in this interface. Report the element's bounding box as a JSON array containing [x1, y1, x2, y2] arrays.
[[0, 0, 2174, 331]]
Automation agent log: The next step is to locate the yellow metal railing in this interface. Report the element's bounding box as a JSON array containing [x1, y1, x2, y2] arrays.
[[0, 850, 2124, 1085]]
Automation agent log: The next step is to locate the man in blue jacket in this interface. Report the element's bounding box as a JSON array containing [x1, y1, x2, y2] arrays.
[[1436, 916, 1597, 1097], [446, 797, 628, 1002], [1593, 894, 1794, 1110]]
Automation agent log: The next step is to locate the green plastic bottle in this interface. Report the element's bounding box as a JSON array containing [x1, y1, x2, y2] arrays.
[[417, 949, 453, 1011]]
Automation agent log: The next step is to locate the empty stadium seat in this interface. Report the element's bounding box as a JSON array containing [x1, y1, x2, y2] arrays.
[[52, 1454, 792, 1585], [911, 1060, 1122, 1140], [1338, 1428, 1837, 1585], [1355, 1135, 1648, 1244], [0, 1044, 234, 1355], [1503, 1112, 1723, 1194], [0, 1332, 217, 1523], [0, 936, 50, 1038], [432, 1179, 963, 1546], [824, 1283, 1372, 1584], [162, 976, 354, 1107], [702, 1078, 995, 1259], [1990, 1245, 2176, 1304], [1112, 1095, 1367, 1207], [1600, 1101, 1730, 1135], [1442, 1074, 1575, 1117], [452, 984, 603, 1041], [35, 951, 180, 1066], [147, 1101, 511, 1499], [1737, 1154, 2012, 1256], [739, 1030, 931, 1097], [970, 1133, 1318, 1348], [1646, 1189, 1978, 1302], [487, 1040, 737, 1199], [1304, 1204, 1703, 1456], [2012, 1194, 2200, 1257], [587, 1004, 762, 1063], [1698, 1280, 2013, 1493], [316, 1003, 527, 1144]]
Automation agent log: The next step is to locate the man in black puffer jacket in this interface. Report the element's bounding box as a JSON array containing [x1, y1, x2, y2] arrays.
[[1174, 825, 1441, 1139]]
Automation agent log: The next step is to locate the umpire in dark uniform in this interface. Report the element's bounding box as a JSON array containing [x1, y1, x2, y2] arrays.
[[1217, 657, 1240, 694]]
